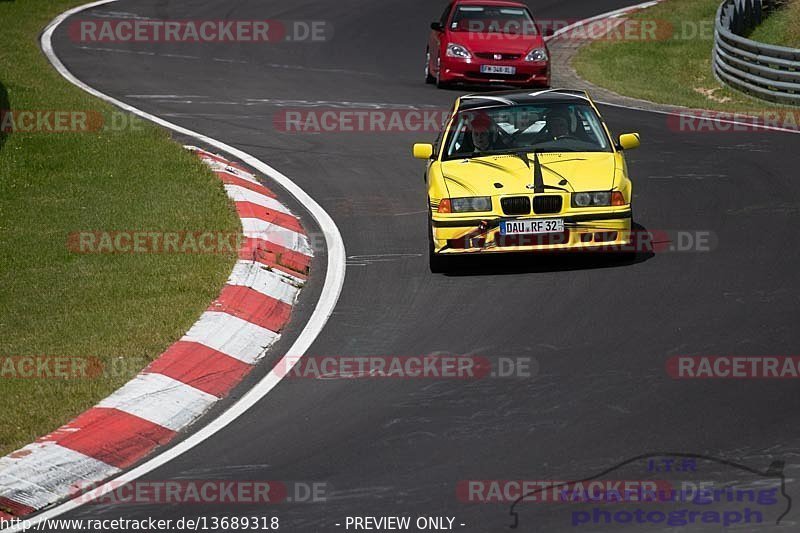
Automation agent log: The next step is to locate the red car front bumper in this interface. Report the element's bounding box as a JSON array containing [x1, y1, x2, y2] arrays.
[[440, 56, 550, 87]]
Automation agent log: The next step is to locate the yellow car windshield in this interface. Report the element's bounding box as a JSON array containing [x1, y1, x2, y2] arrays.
[[443, 103, 613, 160]]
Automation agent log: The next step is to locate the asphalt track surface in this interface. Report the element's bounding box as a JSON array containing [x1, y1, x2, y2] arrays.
[[46, 0, 800, 531]]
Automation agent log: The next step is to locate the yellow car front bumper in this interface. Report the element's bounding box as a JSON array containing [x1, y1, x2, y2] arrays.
[[431, 211, 633, 255]]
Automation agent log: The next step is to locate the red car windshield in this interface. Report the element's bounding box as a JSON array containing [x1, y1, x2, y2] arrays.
[[450, 5, 538, 35]]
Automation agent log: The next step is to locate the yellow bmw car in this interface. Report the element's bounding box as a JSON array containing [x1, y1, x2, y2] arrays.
[[413, 89, 640, 272]]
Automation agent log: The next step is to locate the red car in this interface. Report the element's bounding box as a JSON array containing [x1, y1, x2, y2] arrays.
[[426, 0, 551, 89]]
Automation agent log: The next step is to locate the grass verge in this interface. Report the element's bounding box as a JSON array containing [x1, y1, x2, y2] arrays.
[[572, 0, 793, 112], [748, 0, 800, 48], [0, 0, 240, 456]]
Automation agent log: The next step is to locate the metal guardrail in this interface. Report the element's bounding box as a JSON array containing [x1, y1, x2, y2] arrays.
[[713, 0, 800, 105]]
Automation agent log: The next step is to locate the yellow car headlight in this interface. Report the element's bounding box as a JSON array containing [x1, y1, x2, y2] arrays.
[[450, 197, 492, 213], [572, 191, 625, 208]]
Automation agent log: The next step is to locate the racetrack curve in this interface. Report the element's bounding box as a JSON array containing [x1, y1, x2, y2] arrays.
[[38, 0, 800, 531]]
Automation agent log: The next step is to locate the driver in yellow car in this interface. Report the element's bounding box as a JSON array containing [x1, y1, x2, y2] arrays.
[[469, 111, 525, 153], [469, 111, 498, 152]]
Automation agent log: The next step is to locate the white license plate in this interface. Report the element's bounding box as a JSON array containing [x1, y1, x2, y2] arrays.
[[480, 65, 516, 75], [500, 219, 564, 235]]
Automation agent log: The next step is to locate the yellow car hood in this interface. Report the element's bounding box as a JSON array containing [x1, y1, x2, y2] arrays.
[[440, 152, 618, 197]]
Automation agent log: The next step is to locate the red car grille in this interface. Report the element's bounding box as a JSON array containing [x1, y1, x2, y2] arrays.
[[475, 53, 522, 60]]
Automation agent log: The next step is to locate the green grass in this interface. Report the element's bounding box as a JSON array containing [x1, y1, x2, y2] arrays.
[[573, 0, 792, 111], [0, 0, 239, 456], [748, 0, 800, 48]]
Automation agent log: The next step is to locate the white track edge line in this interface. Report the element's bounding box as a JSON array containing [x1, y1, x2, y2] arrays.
[[2, 0, 346, 529]]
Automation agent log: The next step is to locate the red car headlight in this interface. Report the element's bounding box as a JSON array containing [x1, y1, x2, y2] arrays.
[[524, 48, 549, 62], [446, 43, 472, 59]]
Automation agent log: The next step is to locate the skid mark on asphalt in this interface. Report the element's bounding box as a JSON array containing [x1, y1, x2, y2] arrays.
[[88, 10, 154, 20], [125, 95, 442, 110], [718, 143, 772, 153], [162, 113, 278, 118], [175, 463, 273, 476], [125, 94, 208, 98], [79, 45, 157, 56], [346, 254, 422, 266], [77, 47, 383, 76], [723, 288, 795, 304], [79, 46, 247, 64], [727, 203, 800, 215], [257, 63, 382, 77], [243, 98, 442, 109], [78, 45, 206, 61], [213, 58, 248, 64], [647, 173, 729, 180]]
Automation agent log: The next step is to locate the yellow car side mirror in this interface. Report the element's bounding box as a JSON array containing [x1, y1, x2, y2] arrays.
[[413, 143, 434, 160], [618, 133, 641, 151]]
